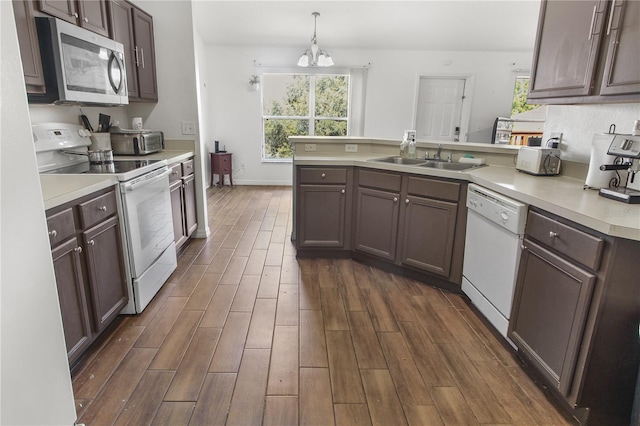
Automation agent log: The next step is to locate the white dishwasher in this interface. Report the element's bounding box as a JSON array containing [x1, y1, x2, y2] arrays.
[[462, 184, 527, 344]]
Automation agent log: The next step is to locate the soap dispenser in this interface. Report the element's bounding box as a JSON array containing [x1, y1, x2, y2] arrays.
[[407, 136, 416, 159]]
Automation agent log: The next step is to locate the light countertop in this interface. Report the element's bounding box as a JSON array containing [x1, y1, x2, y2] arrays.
[[294, 153, 640, 241], [40, 150, 194, 210], [40, 174, 118, 210]]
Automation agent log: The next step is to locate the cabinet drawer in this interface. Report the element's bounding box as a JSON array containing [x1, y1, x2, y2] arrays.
[[357, 169, 401, 192], [182, 158, 195, 176], [169, 163, 183, 184], [526, 210, 604, 270], [299, 167, 347, 184], [46, 208, 76, 247], [406, 176, 460, 202], [79, 190, 118, 229]]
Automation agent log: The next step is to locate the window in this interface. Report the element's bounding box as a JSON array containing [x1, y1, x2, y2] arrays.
[[511, 76, 538, 115], [261, 73, 349, 161]]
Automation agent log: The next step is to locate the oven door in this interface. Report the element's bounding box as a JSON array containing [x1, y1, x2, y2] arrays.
[[120, 167, 174, 277]]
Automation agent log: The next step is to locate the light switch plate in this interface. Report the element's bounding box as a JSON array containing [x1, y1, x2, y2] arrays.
[[304, 144, 317, 152], [345, 144, 358, 153]]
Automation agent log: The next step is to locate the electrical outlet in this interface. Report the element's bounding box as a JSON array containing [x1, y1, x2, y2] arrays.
[[181, 121, 196, 135], [304, 144, 317, 152], [345, 144, 358, 153], [550, 132, 563, 145]]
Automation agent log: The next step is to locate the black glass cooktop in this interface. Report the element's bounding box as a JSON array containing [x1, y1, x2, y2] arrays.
[[44, 159, 163, 175]]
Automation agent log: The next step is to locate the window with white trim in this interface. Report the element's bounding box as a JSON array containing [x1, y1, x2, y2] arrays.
[[261, 73, 350, 161]]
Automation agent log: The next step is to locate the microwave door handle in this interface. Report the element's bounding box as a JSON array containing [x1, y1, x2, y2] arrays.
[[108, 52, 123, 93]]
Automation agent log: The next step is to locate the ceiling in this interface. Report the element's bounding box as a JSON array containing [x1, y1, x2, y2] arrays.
[[192, 1, 542, 52]]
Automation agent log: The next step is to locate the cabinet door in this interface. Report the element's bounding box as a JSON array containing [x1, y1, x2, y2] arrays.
[[132, 8, 158, 101], [77, 0, 109, 37], [183, 174, 198, 237], [82, 216, 128, 332], [170, 179, 188, 248], [509, 239, 596, 396], [528, 0, 607, 99], [399, 195, 457, 277], [51, 237, 92, 363], [354, 187, 399, 261], [109, 0, 139, 98], [599, 0, 640, 95], [38, 0, 78, 24], [13, 0, 46, 94], [298, 184, 347, 248]]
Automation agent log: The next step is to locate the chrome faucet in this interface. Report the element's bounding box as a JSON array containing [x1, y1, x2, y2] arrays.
[[434, 144, 443, 161]]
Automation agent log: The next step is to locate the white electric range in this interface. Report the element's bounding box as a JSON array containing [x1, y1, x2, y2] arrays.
[[35, 122, 177, 313]]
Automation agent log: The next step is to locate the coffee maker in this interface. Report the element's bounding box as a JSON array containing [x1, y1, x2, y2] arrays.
[[597, 134, 640, 203]]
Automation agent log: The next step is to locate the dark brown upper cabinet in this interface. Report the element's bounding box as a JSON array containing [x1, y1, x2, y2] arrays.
[[38, 0, 109, 37], [109, 0, 158, 102], [528, 0, 639, 104], [13, 0, 46, 94]]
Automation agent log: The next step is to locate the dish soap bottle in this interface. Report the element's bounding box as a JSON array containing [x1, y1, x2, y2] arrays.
[[407, 135, 416, 159]]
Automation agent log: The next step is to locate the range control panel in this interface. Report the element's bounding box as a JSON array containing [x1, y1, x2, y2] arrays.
[[607, 134, 640, 159]]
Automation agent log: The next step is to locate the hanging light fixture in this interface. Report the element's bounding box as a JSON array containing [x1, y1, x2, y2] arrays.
[[297, 12, 334, 67]]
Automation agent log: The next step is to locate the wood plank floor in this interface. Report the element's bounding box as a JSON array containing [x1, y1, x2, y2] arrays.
[[73, 185, 574, 425]]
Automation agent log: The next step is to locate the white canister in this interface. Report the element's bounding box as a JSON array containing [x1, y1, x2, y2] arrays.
[[132, 117, 143, 130]]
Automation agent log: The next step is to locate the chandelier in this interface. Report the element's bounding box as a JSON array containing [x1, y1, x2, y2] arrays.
[[297, 12, 334, 67]]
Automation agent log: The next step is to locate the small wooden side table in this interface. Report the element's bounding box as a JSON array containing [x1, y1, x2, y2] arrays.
[[210, 152, 233, 187]]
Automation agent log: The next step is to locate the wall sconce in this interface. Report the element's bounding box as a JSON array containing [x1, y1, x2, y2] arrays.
[[249, 75, 260, 92]]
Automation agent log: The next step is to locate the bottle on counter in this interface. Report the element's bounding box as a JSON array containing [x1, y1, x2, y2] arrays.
[[407, 136, 416, 159]]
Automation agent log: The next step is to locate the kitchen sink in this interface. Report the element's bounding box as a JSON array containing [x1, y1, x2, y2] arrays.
[[367, 156, 484, 171], [419, 161, 483, 171], [367, 156, 428, 165]]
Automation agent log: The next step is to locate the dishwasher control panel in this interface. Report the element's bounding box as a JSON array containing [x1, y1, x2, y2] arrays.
[[467, 184, 527, 234]]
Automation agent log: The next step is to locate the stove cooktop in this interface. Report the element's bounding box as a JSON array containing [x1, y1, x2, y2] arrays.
[[41, 159, 168, 182], [43, 159, 163, 175]]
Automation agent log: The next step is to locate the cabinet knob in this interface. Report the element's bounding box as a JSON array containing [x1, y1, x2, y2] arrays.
[[341, 189, 345, 194], [172, 171, 179, 175], [48, 230, 57, 238], [99, 206, 107, 211], [74, 246, 83, 253], [405, 199, 410, 204], [83, 17, 89, 23], [521, 244, 527, 251], [72, 12, 79, 18], [549, 231, 559, 238], [88, 240, 95, 246], [393, 197, 398, 203], [321, 173, 326, 178]]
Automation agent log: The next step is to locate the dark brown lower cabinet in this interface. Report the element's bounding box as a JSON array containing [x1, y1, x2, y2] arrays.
[[354, 186, 399, 260], [46, 186, 128, 367], [298, 184, 348, 248], [170, 158, 198, 251], [51, 237, 92, 363], [509, 208, 640, 425], [82, 216, 128, 332], [509, 239, 596, 396], [399, 195, 457, 277]]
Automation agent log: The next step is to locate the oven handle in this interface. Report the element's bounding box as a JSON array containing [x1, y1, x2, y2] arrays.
[[121, 168, 171, 192]]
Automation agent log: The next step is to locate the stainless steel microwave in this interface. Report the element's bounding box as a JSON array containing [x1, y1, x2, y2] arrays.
[[29, 17, 128, 106]]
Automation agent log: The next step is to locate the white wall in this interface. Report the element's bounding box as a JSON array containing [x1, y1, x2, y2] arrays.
[[1, 2, 77, 423], [203, 45, 531, 185], [544, 103, 640, 163]]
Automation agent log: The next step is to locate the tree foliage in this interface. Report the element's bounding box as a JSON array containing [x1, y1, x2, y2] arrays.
[[263, 75, 348, 159], [511, 77, 538, 115]]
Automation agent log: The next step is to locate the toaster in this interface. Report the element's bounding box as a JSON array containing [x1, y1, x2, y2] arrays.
[[516, 147, 561, 176], [110, 130, 164, 155]]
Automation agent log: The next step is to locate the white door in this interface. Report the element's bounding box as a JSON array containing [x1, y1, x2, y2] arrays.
[[415, 78, 465, 141]]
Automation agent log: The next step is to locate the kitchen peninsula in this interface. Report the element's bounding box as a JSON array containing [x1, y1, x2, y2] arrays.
[[291, 136, 640, 425]]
